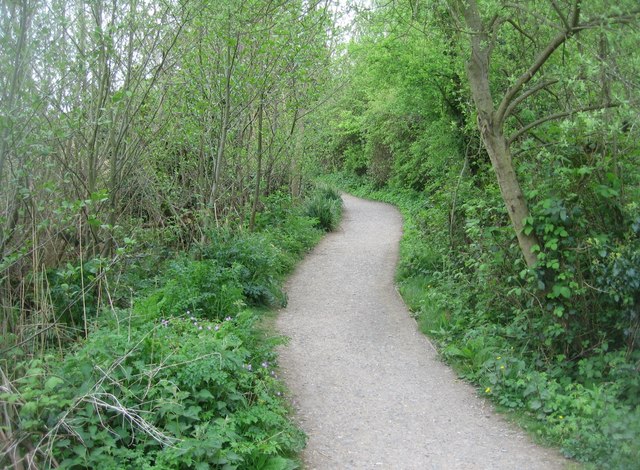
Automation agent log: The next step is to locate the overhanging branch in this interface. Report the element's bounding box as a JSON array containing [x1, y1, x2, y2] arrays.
[[550, 0, 571, 31], [505, 19, 536, 46], [496, 0, 582, 125], [501, 79, 559, 124], [575, 9, 640, 30], [507, 102, 619, 146]]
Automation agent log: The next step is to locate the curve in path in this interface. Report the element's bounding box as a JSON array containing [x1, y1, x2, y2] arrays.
[[277, 194, 568, 470]]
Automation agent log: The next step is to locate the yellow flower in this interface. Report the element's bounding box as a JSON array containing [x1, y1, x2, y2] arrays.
[[485, 387, 492, 394], [496, 356, 501, 360], [500, 365, 505, 370], [559, 415, 564, 420]]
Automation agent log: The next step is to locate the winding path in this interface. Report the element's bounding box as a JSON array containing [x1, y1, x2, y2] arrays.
[[277, 194, 568, 469]]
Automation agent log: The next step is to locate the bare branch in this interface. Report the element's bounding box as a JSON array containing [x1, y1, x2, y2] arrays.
[[502, 79, 559, 123], [496, 0, 582, 124], [504, 3, 566, 33], [570, 0, 582, 28], [550, 0, 571, 31], [505, 19, 536, 46], [488, 13, 500, 31], [507, 102, 619, 145], [575, 9, 640, 31]]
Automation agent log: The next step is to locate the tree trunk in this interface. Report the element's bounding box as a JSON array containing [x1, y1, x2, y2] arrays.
[[249, 99, 264, 232], [462, 0, 540, 267], [0, 0, 32, 258], [209, 82, 230, 218], [0, 0, 31, 187], [290, 109, 304, 198], [480, 124, 539, 267], [208, 37, 236, 219]]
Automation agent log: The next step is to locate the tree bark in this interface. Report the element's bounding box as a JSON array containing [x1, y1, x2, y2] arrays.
[[208, 33, 238, 219], [462, 0, 540, 267], [209, 79, 230, 217], [0, 0, 32, 258], [249, 99, 264, 232], [480, 123, 539, 267], [290, 108, 304, 198], [0, 0, 31, 187]]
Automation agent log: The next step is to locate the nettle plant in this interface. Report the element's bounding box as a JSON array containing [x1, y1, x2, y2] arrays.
[[3, 309, 304, 469]]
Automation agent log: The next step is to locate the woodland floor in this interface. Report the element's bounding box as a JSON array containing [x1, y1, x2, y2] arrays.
[[276, 194, 571, 470]]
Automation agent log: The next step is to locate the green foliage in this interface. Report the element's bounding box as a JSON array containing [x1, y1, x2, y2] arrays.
[[0, 193, 327, 469], [312, 1, 640, 466], [1, 0, 335, 377], [2, 310, 304, 469], [513, 145, 640, 357], [201, 229, 282, 307], [46, 258, 105, 328], [252, 190, 324, 272], [156, 257, 246, 321], [311, 184, 342, 205], [304, 185, 343, 232]]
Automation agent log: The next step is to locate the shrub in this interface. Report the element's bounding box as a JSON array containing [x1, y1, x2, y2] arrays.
[[201, 229, 283, 307], [1, 309, 305, 469], [0, 195, 326, 469], [304, 186, 343, 232], [157, 257, 245, 320]]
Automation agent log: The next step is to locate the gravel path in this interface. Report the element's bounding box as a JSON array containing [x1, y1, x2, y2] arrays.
[[276, 194, 569, 470]]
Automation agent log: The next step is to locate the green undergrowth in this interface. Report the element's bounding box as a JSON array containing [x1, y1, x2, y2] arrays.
[[303, 184, 343, 232], [0, 188, 342, 469], [323, 172, 639, 469]]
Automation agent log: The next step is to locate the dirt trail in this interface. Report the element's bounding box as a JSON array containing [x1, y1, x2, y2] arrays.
[[276, 194, 568, 469]]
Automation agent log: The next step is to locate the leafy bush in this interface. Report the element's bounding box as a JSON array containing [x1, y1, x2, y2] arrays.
[[262, 215, 322, 274], [156, 258, 245, 321], [1, 310, 305, 469], [201, 229, 283, 307], [253, 190, 324, 271], [304, 185, 343, 232], [0, 196, 326, 469], [312, 184, 342, 204], [45, 256, 113, 338]]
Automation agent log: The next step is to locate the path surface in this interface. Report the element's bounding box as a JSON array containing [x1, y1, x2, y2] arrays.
[[276, 194, 568, 470]]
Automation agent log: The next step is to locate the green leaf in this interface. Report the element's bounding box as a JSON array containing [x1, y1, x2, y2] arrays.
[[529, 399, 542, 411], [549, 284, 571, 299], [44, 376, 64, 391], [195, 389, 214, 400], [544, 238, 558, 251], [443, 345, 464, 358], [259, 456, 299, 470], [21, 401, 38, 415]]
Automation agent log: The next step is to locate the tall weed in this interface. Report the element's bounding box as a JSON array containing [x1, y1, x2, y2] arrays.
[[304, 185, 343, 232], [0, 192, 325, 469]]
